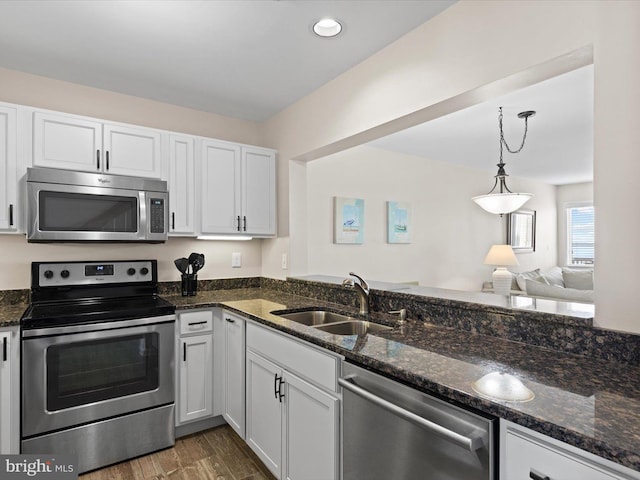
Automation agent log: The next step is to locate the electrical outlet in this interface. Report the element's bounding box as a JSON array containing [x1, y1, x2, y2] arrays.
[[231, 252, 242, 268], [281, 253, 288, 270]]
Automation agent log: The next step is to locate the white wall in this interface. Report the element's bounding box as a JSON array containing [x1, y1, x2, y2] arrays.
[[306, 145, 557, 290], [262, 1, 640, 333], [0, 235, 262, 290], [556, 182, 594, 267], [0, 68, 266, 288]]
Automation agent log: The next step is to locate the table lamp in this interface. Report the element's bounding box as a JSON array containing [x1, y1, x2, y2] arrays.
[[484, 245, 519, 295]]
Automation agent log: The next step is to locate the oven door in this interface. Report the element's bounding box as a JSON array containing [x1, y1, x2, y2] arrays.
[[22, 318, 175, 438], [27, 181, 148, 242]]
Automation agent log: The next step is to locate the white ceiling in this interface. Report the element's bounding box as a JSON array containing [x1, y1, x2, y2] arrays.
[[0, 1, 592, 185], [368, 65, 594, 186], [0, 0, 454, 122]]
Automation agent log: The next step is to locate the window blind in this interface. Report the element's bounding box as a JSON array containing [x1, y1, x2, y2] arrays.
[[568, 206, 594, 265]]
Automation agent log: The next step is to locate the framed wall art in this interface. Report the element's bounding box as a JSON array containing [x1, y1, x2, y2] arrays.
[[507, 209, 536, 253], [334, 197, 364, 244], [387, 201, 411, 244]]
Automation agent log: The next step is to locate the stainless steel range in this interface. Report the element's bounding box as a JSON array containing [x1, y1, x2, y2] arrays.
[[21, 260, 176, 474]]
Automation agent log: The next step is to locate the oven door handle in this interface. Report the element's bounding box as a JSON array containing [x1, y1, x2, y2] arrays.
[[339, 376, 483, 452], [22, 314, 176, 338]]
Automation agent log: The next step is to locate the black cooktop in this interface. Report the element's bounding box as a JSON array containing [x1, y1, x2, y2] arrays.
[[21, 295, 175, 330]]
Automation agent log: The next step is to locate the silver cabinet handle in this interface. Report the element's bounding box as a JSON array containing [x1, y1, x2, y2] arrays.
[[339, 376, 483, 452], [529, 470, 550, 480]]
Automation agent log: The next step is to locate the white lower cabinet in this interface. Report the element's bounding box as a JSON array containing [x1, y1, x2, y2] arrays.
[[283, 370, 339, 480], [176, 310, 214, 425], [220, 310, 246, 438], [501, 420, 640, 480], [245, 322, 340, 480], [247, 351, 284, 477], [0, 327, 19, 454]]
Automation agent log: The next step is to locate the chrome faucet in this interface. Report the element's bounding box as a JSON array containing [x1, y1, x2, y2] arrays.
[[342, 272, 370, 315]]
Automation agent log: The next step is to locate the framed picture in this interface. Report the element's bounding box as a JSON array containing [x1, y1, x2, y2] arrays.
[[387, 201, 411, 244], [507, 209, 536, 253], [334, 197, 364, 244]]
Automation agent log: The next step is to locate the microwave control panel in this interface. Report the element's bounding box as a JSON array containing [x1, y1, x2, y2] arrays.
[[149, 198, 165, 234]]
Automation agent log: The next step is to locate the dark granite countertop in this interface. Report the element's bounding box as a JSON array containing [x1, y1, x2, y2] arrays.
[[167, 288, 640, 473], [0, 302, 27, 328]]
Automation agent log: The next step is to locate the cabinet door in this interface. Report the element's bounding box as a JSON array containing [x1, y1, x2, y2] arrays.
[[0, 331, 15, 454], [283, 373, 339, 480], [503, 424, 626, 480], [33, 111, 102, 172], [0, 106, 17, 231], [223, 314, 245, 438], [246, 350, 282, 479], [200, 139, 241, 234], [168, 134, 195, 235], [103, 123, 162, 178], [241, 147, 276, 236], [179, 335, 213, 424]]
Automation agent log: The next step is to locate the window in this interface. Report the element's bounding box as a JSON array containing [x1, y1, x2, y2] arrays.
[[566, 205, 594, 266]]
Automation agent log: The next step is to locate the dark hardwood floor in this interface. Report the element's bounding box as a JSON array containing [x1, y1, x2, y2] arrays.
[[79, 425, 277, 480]]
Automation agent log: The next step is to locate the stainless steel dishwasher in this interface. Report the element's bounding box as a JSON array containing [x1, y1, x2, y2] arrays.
[[340, 363, 496, 480]]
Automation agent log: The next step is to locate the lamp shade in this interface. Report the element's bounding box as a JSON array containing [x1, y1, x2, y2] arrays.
[[483, 245, 519, 266], [472, 192, 533, 215]]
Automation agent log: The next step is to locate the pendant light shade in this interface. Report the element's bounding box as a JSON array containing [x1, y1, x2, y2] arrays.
[[473, 108, 535, 215], [472, 192, 533, 215]]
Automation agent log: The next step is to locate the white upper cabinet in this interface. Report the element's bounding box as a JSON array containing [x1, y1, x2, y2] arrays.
[[201, 139, 276, 237], [168, 134, 196, 235], [0, 105, 18, 232], [102, 123, 161, 178], [242, 147, 276, 236], [201, 139, 242, 234], [33, 111, 162, 178]]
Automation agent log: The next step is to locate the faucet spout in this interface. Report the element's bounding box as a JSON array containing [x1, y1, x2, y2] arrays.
[[343, 272, 370, 315]]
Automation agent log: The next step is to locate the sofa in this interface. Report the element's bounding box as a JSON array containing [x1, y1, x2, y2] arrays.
[[484, 266, 594, 303]]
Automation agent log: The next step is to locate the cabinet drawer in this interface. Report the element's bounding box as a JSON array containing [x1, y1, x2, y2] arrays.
[[503, 422, 639, 480], [179, 310, 213, 335], [246, 323, 339, 392]]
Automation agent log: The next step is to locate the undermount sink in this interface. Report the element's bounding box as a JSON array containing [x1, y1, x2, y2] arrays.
[[314, 320, 392, 336], [277, 310, 356, 326], [275, 309, 392, 336]]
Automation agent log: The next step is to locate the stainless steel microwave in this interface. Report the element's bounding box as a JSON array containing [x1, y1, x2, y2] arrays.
[[27, 167, 168, 243]]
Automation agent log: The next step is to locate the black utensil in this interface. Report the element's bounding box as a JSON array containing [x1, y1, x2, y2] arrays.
[[174, 257, 189, 274], [192, 253, 205, 274], [187, 252, 198, 274]]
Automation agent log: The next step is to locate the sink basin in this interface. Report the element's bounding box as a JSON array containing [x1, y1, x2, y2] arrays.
[[277, 310, 356, 326], [274, 309, 392, 336], [314, 320, 392, 336]]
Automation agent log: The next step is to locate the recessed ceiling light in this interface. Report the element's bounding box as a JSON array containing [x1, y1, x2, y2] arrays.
[[313, 18, 342, 38]]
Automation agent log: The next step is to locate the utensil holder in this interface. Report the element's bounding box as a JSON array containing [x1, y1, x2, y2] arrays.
[[181, 274, 198, 296]]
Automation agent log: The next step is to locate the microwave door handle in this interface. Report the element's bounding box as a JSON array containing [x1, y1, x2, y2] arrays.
[[139, 191, 147, 240], [96, 150, 100, 170]]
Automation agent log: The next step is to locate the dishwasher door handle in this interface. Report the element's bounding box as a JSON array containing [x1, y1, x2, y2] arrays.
[[339, 376, 483, 452]]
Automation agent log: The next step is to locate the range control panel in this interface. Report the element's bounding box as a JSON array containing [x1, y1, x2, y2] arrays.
[[35, 260, 154, 287]]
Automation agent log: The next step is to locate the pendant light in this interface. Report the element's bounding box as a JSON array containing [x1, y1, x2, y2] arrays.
[[473, 107, 536, 215]]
